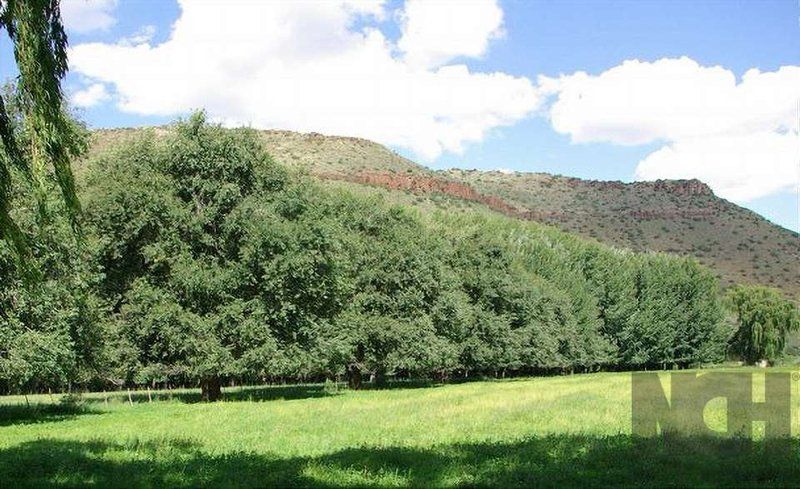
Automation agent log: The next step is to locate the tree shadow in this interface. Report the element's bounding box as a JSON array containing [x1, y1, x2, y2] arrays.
[[79, 380, 446, 406], [1, 434, 798, 487], [0, 381, 446, 426], [51, 384, 339, 407], [0, 403, 101, 427], [165, 384, 338, 404], [360, 378, 446, 391], [1, 377, 546, 411]]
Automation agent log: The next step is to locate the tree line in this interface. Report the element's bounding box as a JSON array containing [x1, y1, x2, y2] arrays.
[[1, 113, 747, 400]]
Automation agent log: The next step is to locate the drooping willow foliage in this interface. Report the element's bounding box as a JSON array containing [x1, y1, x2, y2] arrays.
[[727, 285, 800, 364], [0, 0, 84, 261]]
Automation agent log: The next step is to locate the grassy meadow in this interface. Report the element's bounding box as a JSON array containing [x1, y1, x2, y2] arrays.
[[1, 369, 799, 487]]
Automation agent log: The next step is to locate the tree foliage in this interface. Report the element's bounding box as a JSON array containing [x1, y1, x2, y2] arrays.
[[72, 115, 730, 393], [727, 285, 800, 364], [0, 1, 85, 262], [0, 177, 102, 394]]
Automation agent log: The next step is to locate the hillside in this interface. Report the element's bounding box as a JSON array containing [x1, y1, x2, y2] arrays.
[[87, 127, 800, 298], [445, 170, 800, 295]]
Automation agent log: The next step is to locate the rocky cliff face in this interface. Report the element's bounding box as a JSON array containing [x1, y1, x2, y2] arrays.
[[632, 179, 714, 196], [319, 171, 520, 216], [321, 171, 724, 226]]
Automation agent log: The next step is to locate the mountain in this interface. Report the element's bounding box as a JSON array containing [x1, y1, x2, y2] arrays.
[[87, 127, 800, 298]]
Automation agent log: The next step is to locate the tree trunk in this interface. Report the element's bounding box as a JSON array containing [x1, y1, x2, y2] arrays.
[[201, 377, 222, 402], [374, 368, 386, 388], [348, 343, 365, 390], [347, 365, 362, 390]]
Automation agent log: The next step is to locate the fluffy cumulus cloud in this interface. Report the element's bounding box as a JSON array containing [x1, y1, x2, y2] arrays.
[[634, 132, 797, 202], [68, 0, 539, 159], [540, 57, 800, 202], [70, 82, 111, 108], [398, 0, 504, 69], [61, 0, 117, 33]]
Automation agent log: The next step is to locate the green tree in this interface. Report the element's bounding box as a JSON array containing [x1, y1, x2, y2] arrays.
[[0, 184, 103, 395], [86, 113, 346, 400], [727, 285, 800, 364], [0, 1, 84, 260], [329, 198, 452, 387], [0, 79, 96, 395], [617, 254, 727, 369], [73, 114, 734, 393]]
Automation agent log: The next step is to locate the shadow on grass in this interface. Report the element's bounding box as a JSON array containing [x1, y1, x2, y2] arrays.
[[165, 384, 337, 404], [0, 403, 101, 427], [0, 382, 445, 427], [23, 384, 341, 408], [75, 380, 446, 406], [1, 434, 798, 487], [360, 378, 446, 391]]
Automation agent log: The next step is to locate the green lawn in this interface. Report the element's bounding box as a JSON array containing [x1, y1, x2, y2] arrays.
[[1, 369, 799, 487]]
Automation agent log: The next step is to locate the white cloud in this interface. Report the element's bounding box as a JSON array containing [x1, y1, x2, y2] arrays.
[[398, 0, 504, 69], [61, 0, 117, 33], [540, 57, 800, 202], [635, 132, 798, 202], [119, 25, 157, 46], [71, 83, 111, 108], [68, 0, 538, 159]]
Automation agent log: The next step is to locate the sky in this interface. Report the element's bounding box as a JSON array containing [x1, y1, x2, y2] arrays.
[[2, 0, 797, 231]]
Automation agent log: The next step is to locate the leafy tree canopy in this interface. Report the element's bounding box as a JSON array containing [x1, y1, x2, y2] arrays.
[[727, 285, 800, 364]]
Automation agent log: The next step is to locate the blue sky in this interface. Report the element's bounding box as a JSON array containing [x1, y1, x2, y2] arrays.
[[3, 0, 797, 231]]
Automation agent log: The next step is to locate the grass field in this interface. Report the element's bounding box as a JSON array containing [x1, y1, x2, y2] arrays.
[[2, 369, 799, 487]]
